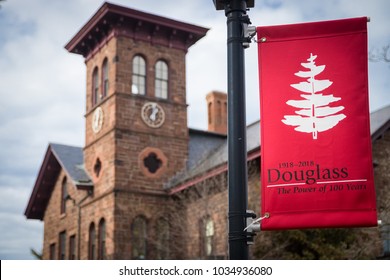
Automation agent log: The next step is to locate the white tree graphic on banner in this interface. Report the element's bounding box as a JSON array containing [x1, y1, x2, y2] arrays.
[[282, 53, 346, 139]]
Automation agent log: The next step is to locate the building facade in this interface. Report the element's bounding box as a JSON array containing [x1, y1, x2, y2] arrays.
[[25, 2, 390, 260]]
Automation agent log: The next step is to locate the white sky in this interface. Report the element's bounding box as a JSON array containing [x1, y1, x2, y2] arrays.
[[0, 0, 389, 259]]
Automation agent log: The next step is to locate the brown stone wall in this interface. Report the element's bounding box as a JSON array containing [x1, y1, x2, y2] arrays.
[[85, 37, 117, 114], [372, 128, 390, 258], [82, 33, 190, 260], [174, 160, 261, 259], [111, 36, 189, 192], [42, 168, 116, 260], [176, 173, 228, 259], [84, 37, 118, 198], [115, 36, 187, 104], [84, 130, 116, 197], [78, 191, 115, 260], [175, 134, 390, 260], [43, 170, 77, 259], [113, 191, 174, 259], [373, 129, 390, 226]]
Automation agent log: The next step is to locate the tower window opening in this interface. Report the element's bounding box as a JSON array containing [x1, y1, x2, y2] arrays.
[[155, 60, 168, 99], [94, 158, 102, 178], [143, 152, 162, 174]]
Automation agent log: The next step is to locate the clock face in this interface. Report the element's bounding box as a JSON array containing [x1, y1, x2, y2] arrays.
[[141, 102, 165, 128], [92, 107, 104, 133]]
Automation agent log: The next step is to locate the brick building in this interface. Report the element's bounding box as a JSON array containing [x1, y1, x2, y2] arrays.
[[25, 2, 390, 259]]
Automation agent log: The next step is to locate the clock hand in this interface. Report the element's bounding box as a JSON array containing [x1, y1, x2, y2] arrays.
[[150, 104, 158, 121], [94, 114, 99, 127]]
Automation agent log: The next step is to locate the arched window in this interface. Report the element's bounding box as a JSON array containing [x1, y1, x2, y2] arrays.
[[132, 55, 146, 95], [69, 235, 76, 260], [61, 177, 67, 214], [98, 218, 106, 260], [155, 60, 168, 99], [59, 231, 66, 260], [205, 218, 214, 256], [49, 243, 56, 260], [88, 223, 96, 260], [200, 217, 214, 258], [156, 219, 170, 260], [101, 58, 109, 99], [92, 67, 99, 105], [381, 224, 390, 257], [131, 216, 147, 259]]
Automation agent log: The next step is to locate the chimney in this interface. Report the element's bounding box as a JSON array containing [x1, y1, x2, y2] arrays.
[[206, 91, 227, 135]]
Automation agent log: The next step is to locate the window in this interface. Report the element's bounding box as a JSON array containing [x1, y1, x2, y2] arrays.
[[49, 243, 56, 260], [61, 177, 67, 214], [69, 235, 76, 260], [102, 58, 109, 98], [381, 224, 390, 257], [143, 152, 162, 174], [131, 216, 147, 259], [92, 67, 99, 105], [59, 231, 66, 260], [200, 217, 214, 258], [98, 218, 106, 260], [132, 55, 146, 95], [139, 147, 168, 178], [88, 223, 96, 260], [94, 158, 102, 178], [156, 219, 170, 260], [155, 60, 168, 99], [205, 218, 214, 257]]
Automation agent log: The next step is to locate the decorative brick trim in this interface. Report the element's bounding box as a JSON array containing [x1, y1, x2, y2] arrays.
[[138, 147, 168, 178], [92, 156, 103, 183]]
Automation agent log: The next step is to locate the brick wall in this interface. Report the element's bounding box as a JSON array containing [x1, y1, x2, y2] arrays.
[[112, 191, 175, 259], [373, 129, 390, 225], [177, 160, 260, 259], [43, 170, 78, 259], [175, 128, 390, 260], [81, 33, 190, 260], [78, 192, 115, 260]]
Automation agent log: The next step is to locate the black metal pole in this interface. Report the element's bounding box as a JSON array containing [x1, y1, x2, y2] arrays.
[[214, 0, 252, 259]]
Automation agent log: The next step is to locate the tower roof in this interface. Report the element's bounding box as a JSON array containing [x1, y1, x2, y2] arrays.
[[65, 2, 209, 58]]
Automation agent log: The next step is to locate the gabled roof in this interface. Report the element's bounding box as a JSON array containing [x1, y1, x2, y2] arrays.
[[187, 128, 226, 170], [168, 105, 390, 192], [25, 143, 93, 220]]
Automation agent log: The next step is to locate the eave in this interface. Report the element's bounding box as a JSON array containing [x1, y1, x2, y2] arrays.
[[24, 144, 93, 220], [64, 2, 209, 58]]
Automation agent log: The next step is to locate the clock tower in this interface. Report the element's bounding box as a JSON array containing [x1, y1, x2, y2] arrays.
[[65, 3, 208, 259]]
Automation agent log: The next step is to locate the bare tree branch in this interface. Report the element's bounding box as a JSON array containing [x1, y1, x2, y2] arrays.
[[369, 45, 390, 63]]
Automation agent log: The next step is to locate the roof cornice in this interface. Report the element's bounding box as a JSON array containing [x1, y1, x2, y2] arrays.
[[65, 2, 209, 57]]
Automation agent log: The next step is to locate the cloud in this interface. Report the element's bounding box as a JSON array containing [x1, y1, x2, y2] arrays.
[[0, 213, 43, 260]]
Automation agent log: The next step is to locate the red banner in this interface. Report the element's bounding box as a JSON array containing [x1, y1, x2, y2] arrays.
[[257, 17, 377, 230]]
